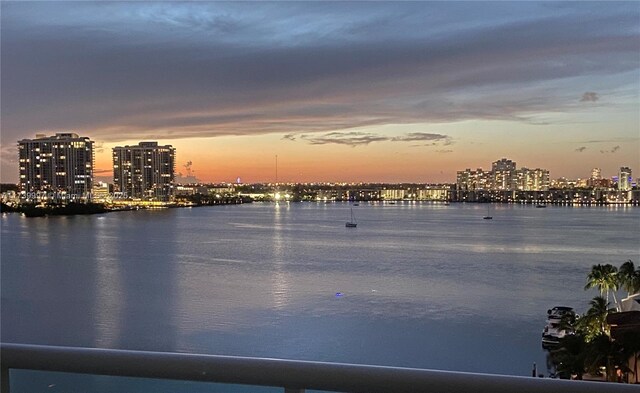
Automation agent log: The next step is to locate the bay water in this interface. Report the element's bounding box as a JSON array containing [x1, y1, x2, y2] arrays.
[[2, 202, 639, 391]]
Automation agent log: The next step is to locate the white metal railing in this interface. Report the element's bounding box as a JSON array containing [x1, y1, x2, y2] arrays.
[[1, 343, 637, 393]]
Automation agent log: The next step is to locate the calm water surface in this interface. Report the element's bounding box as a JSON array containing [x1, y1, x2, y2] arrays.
[[2, 202, 639, 391]]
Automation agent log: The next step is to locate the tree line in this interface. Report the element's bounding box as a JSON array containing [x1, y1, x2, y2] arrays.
[[548, 260, 640, 382]]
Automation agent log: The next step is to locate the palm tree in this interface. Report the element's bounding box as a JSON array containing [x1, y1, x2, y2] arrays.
[[618, 260, 640, 297], [584, 334, 628, 382], [550, 334, 587, 379], [585, 264, 620, 310], [577, 296, 614, 341]]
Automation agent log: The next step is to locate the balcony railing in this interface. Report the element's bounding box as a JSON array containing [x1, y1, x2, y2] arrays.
[[1, 343, 636, 393]]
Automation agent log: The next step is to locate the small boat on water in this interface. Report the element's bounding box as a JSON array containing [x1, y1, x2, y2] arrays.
[[483, 204, 492, 220], [345, 207, 357, 228]]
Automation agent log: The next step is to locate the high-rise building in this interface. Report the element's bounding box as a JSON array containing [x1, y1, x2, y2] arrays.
[[517, 168, 550, 191], [618, 167, 632, 191], [456, 158, 550, 196], [18, 133, 94, 198], [112, 142, 176, 200], [591, 168, 602, 180], [492, 158, 517, 191], [456, 168, 491, 191]]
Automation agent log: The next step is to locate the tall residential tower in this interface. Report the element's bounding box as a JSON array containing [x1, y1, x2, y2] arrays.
[[619, 167, 632, 191], [18, 133, 94, 198], [112, 142, 176, 200]]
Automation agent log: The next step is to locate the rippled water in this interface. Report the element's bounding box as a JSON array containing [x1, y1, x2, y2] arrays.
[[2, 202, 639, 390]]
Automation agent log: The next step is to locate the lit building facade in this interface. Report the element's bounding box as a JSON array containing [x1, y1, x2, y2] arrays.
[[456, 168, 491, 191], [112, 142, 176, 200], [619, 167, 632, 191], [492, 158, 517, 191], [457, 159, 549, 193], [417, 187, 450, 200], [381, 188, 406, 200], [517, 168, 550, 191], [18, 133, 94, 198]]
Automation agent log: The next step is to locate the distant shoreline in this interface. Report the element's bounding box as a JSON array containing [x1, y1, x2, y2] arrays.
[[0, 198, 250, 217]]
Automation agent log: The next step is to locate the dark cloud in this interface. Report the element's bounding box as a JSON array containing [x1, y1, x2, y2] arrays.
[[300, 132, 388, 147], [580, 92, 599, 102], [2, 2, 638, 148], [282, 134, 297, 141], [391, 132, 452, 145], [290, 131, 454, 148], [582, 138, 639, 144], [575, 146, 587, 152]]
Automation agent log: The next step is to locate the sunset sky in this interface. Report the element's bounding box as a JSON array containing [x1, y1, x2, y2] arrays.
[[1, 1, 638, 183]]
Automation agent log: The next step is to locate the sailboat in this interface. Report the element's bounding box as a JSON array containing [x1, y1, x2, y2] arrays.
[[346, 207, 358, 227], [483, 204, 493, 220]]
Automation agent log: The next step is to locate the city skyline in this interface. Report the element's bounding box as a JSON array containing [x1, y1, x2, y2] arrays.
[[2, 2, 639, 183]]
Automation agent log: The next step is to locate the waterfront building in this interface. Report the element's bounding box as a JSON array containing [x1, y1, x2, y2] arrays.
[[381, 188, 406, 200], [456, 168, 491, 191], [18, 133, 94, 199], [619, 167, 632, 191], [516, 168, 550, 191], [112, 142, 176, 200], [588, 178, 612, 189], [209, 186, 235, 196], [551, 177, 572, 189], [491, 158, 517, 191], [417, 187, 450, 201], [456, 158, 552, 201], [91, 181, 112, 202]]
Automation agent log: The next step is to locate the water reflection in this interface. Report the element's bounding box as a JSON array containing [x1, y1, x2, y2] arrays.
[[93, 215, 124, 348], [271, 202, 291, 310], [111, 211, 179, 351], [1, 216, 99, 346], [1, 204, 638, 376]]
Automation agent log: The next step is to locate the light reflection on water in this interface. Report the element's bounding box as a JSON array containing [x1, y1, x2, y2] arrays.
[[1, 203, 639, 380]]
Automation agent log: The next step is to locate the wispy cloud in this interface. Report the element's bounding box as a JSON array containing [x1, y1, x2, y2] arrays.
[[391, 132, 452, 145], [299, 132, 388, 147], [287, 131, 454, 148], [580, 92, 599, 102], [281, 134, 297, 141], [600, 145, 621, 154], [575, 146, 587, 152]]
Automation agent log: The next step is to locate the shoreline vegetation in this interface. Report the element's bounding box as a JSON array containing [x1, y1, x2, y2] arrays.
[[546, 261, 640, 383]]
